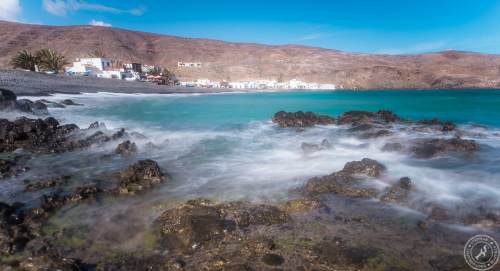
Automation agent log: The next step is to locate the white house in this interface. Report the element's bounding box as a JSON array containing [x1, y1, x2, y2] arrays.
[[66, 58, 112, 76]]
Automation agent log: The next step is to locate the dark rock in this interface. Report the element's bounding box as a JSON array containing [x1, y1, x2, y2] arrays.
[[282, 198, 324, 213], [359, 129, 393, 139], [96, 253, 167, 271], [19, 254, 85, 271], [300, 139, 332, 153], [382, 142, 403, 152], [380, 177, 412, 203], [155, 199, 226, 251], [24, 176, 70, 192], [313, 239, 379, 268], [0, 158, 29, 179], [411, 137, 478, 158], [37, 99, 66, 108], [225, 204, 290, 228], [115, 140, 138, 157], [118, 159, 167, 194], [15, 99, 49, 115], [442, 122, 456, 132], [338, 110, 400, 126], [304, 158, 385, 198], [429, 255, 469, 271], [88, 121, 106, 129], [272, 111, 335, 128], [0, 88, 17, 103], [341, 158, 386, 177], [261, 253, 284, 266], [60, 99, 82, 106]]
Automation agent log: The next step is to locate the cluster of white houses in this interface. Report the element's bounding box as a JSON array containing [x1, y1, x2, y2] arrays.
[[65, 57, 336, 90], [66, 57, 162, 81], [179, 78, 336, 90]]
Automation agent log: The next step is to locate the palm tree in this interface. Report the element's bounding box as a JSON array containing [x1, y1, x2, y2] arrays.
[[36, 49, 69, 72], [10, 50, 39, 71]]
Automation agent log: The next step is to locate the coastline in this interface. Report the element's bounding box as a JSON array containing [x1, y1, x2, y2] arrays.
[[2, 69, 500, 97]]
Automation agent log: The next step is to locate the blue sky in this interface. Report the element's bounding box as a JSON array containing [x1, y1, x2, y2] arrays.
[[2, 0, 500, 54]]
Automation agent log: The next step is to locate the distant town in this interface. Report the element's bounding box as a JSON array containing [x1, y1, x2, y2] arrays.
[[9, 48, 337, 90], [66, 57, 337, 90]]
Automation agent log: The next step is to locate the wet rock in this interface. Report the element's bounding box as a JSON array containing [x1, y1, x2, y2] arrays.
[[272, 111, 335, 128], [282, 198, 324, 213], [341, 158, 386, 177], [410, 137, 478, 158], [24, 176, 70, 192], [223, 203, 290, 228], [18, 254, 84, 271], [16, 99, 49, 115], [304, 158, 385, 198], [442, 122, 456, 132], [359, 129, 393, 139], [37, 99, 66, 108], [428, 205, 449, 222], [313, 239, 379, 268], [0, 117, 80, 153], [0, 202, 35, 255], [0, 88, 18, 111], [381, 142, 403, 152], [88, 121, 106, 129], [115, 140, 138, 157], [261, 253, 284, 266], [380, 177, 412, 203], [300, 139, 331, 153], [155, 199, 226, 251], [60, 99, 82, 106], [338, 110, 400, 126], [155, 199, 289, 252], [429, 255, 469, 271], [118, 159, 167, 194], [96, 253, 167, 271], [0, 158, 29, 179]]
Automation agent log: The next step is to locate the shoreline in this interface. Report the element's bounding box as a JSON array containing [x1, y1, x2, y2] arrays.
[[2, 69, 500, 97]]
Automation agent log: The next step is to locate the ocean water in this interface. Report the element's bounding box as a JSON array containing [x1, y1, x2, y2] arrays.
[[3, 89, 498, 253], [3, 90, 499, 218]]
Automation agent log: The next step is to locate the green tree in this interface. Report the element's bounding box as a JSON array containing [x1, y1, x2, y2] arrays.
[[36, 49, 69, 72], [10, 50, 39, 71]]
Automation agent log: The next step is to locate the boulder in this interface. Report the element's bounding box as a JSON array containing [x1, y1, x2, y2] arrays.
[[60, 99, 82, 106], [272, 111, 335, 128], [115, 140, 138, 157], [300, 139, 332, 153], [381, 142, 403, 152], [380, 177, 412, 203], [341, 158, 386, 177], [118, 159, 167, 194], [24, 176, 70, 192], [410, 137, 478, 158], [304, 158, 385, 197], [0, 89, 17, 111], [16, 99, 49, 115]]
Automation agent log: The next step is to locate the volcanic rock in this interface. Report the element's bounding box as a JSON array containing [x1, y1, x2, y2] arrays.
[[272, 111, 335, 128]]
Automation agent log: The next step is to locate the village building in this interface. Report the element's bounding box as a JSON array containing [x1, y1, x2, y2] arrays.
[[178, 62, 202, 68]]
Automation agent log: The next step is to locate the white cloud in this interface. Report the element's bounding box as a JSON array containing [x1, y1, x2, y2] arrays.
[[43, 0, 145, 17], [0, 0, 21, 22], [89, 19, 111, 27]]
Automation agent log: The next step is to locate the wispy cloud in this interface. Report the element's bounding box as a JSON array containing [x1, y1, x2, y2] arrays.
[[377, 40, 447, 54], [89, 19, 111, 27], [0, 0, 21, 22], [43, 0, 145, 17]]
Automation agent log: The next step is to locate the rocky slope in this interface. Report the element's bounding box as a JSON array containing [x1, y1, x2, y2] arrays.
[[1, 20, 500, 89]]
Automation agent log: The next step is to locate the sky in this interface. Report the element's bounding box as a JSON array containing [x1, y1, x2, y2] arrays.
[[1, 0, 500, 54]]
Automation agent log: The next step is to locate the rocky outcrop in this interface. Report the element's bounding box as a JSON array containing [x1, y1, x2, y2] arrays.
[[24, 176, 70, 192], [0, 88, 48, 115], [300, 139, 331, 153], [60, 99, 82, 106], [115, 140, 138, 157], [337, 110, 400, 126], [0, 157, 29, 179], [117, 159, 167, 194], [304, 158, 385, 197], [154, 199, 289, 252], [272, 111, 335, 128], [410, 137, 478, 158]]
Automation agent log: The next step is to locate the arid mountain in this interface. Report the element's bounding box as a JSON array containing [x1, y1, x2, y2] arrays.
[[1, 20, 500, 89]]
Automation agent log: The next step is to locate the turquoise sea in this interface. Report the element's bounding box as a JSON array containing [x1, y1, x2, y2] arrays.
[[58, 89, 500, 129]]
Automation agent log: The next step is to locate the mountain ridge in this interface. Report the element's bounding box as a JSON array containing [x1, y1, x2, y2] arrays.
[[1, 20, 500, 89]]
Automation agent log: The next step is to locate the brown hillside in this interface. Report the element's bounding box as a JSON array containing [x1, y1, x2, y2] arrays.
[[1, 20, 500, 89]]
